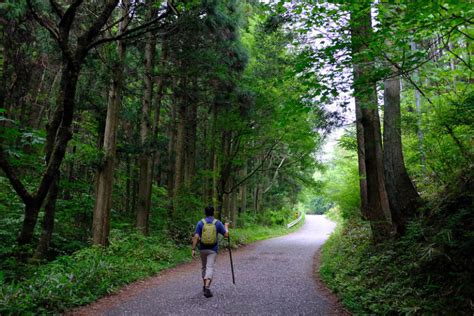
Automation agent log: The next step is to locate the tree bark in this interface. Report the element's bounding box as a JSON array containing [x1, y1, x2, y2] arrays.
[[173, 102, 186, 198], [92, 0, 129, 245], [354, 97, 368, 217], [230, 184, 237, 228], [202, 114, 211, 204], [16, 60, 80, 246], [63, 144, 76, 200], [350, 2, 393, 242], [136, 6, 156, 234], [0, 17, 5, 109], [132, 158, 138, 213], [383, 68, 420, 235], [152, 39, 166, 187], [211, 103, 218, 210], [167, 103, 177, 196], [239, 161, 247, 214], [1, 0, 120, 247], [36, 65, 62, 129], [34, 171, 59, 259], [184, 99, 197, 186], [253, 184, 262, 215], [125, 154, 132, 213]]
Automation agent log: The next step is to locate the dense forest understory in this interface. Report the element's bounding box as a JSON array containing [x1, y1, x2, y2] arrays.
[[0, 0, 473, 314]]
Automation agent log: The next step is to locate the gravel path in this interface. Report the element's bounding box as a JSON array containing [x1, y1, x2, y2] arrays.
[[75, 215, 347, 315]]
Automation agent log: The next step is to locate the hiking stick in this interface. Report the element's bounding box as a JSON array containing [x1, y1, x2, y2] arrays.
[[228, 235, 235, 284]]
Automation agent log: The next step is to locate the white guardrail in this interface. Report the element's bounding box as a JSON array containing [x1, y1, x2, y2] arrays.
[[287, 213, 303, 228]]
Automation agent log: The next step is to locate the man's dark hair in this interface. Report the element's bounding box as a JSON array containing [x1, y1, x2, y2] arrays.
[[205, 205, 214, 217]]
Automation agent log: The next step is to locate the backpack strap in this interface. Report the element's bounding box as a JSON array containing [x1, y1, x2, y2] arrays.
[[212, 219, 217, 224], [201, 218, 206, 224]]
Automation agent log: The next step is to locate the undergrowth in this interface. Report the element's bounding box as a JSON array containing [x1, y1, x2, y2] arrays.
[[0, 230, 190, 314], [230, 213, 305, 246], [0, 212, 305, 314], [320, 206, 473, 315]]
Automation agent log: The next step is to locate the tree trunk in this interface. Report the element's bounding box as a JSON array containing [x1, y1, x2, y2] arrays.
[[216, 129, 232, 219], [17, 60, 80, 246], [36, 65, 62, 129], [173, 102, 186, 198], [132, 158, 138, 213], [350, 2, 393, 242], [202, 114, 211, 204], [210, 103, 218, 209], [167, 104, 177, 196], [383, 69, 420, 235], [230, 185, 237, 228], [212, 150, 219, 214], [63, 144, 76, 200], [126, 154, 132, 213], [17, 200, 40, 246], [136, 8, 156, 234], [223, 192, 230, 221], [239, 161, 248, 214], [92, 1, 129, 245], [152, 45, 165, 187], [217, 191, 224, 221], [0, 17, 5, 109], [184, 100, 197, 186], [152, 59, 166, 186], [136, 155, 153, 234], [34, 171, 59, 260], [362, 105, 394, 241], [253, 184, 262, 215], [355, 98, 368, 217], [5, 1, 120, 247]]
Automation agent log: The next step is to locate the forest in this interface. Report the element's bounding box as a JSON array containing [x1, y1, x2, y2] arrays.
[[0, 0, 472, 314]]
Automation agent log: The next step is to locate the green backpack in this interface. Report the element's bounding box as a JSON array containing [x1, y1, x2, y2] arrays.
[[201, 219, 217, 246]]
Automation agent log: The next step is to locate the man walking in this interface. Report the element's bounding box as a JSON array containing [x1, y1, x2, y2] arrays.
[[192, 206, 229, 298]]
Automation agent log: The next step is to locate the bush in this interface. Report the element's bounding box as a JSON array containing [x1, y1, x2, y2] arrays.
[[168, 187, 202, 245], [231, 213, 305, 246], [236, 212, 257, 228], [253, 208, 294, 227], [0, 208, 304, 314], [306, 195, 334, 215], [320, 205, 474, 315], [322, 147, 361, 220], [0, 230, 190, 314]]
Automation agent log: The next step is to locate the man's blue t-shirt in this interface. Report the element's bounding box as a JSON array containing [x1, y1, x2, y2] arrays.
[[195, 216, 226, 252]]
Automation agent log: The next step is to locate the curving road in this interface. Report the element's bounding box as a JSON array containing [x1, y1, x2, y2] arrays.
[[75, 215, 347, 315]]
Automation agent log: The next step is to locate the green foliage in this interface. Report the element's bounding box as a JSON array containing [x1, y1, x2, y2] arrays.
[[237, 208, 298, 228], [402, 91, 474, 195], [320, 204, 473, 315], [168, 187, 203, 245], [231, 213, 304, 247], [305, 195, 333, 215], [0, 230, 190, 314], [321, 146, 360, 220], [0, 210, 303, 314], [0, 0, 27, 19]]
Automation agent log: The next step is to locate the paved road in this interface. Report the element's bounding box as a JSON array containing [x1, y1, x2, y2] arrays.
[[92, 215, 344, 315]]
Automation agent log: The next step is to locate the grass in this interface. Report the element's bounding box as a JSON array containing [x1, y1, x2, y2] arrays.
[[0, 230, 191, 314], [230, 213, 305, 246], [319, 208, 473, 315], [0, 214, 305, 314]]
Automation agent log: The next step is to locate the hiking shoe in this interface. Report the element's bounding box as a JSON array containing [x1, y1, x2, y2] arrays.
[[203, 287, 213, 298]]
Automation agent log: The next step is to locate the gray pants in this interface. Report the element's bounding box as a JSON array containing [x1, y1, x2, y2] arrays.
[[200, 249, 217, 280]]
